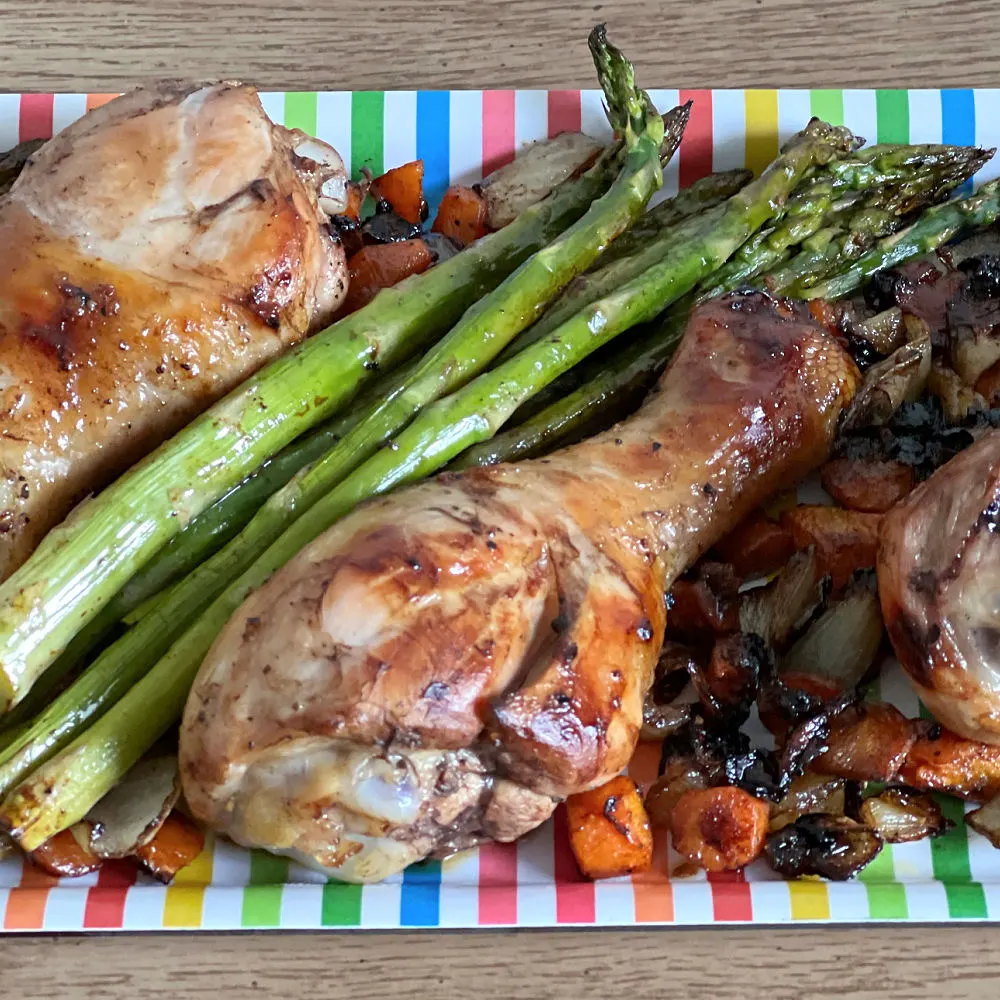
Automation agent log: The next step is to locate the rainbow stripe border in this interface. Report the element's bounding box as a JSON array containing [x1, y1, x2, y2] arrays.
[[1, 90, 999, 932]]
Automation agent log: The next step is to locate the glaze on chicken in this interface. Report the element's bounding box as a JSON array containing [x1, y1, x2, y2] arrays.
[[180, 291, 859, 882], [0, 83, 348, 580], [879, 428, 1000, 743]]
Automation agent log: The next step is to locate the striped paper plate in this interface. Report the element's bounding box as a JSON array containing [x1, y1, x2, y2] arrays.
[[2, 88, 1000, 932]]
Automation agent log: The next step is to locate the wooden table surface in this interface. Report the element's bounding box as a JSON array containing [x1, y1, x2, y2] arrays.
[[2, 0, 1000, 996]]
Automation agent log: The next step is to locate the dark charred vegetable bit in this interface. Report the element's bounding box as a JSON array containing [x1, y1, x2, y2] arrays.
[[765, 813, 882, 880], [725, 748, 783, 801], [812, 702, 932, 783], [328, 214, 364, 258], [566, 775, 653, 879], [820, 456, 915, 513], [361, 204, 424, 245], [966, 792, 1000, 847], [864, 259, 943, 315], [665, 562, 740, 641], [899, 727, 1000, 801], [691, 632, 765, 726], [641, 641, 695, 741], [713, 510, 795, 580], [769, 775, 849, 832], [739, 548, 827, 650], [836, 396, 1000, 481], [858, 788, 952, 843], [776, 693, 857, 789], [671, 786, 770, 872]]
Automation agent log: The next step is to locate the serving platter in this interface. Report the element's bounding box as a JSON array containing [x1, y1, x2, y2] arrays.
[[1, 86, 1000, 932]]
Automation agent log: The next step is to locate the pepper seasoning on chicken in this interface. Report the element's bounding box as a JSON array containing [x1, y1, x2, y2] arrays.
[[0, 82, 348, 580], [180, 291, 859, 882]]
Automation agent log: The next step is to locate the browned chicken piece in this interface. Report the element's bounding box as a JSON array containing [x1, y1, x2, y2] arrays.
[[0, 82, 348, 580], [180, 291, 859, 882], [879, 429, 1000, 743]]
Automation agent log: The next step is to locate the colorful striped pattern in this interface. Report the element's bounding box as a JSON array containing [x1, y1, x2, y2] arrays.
[[1, 89, 1000, 931]]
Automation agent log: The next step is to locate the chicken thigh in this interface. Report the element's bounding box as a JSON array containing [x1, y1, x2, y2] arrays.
[[0, 82, 348, 579], [180, 290, 859, 882]]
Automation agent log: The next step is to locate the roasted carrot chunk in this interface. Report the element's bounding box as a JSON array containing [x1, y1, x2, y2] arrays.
[[566, 775, 653, 879], [670, 786, 769, 872], [31, 828, 102, 878], [337, 239, 434, 317], [343, 181, 366, 221], [714, 509, 795, 579], [811, 703, 924, 782], [432, 185, 490, 247], [898, 728, 1000, 802], [781, 504, 882, 591], [370, 160, 426, 224], [820, 457, 915, 514], [133, 812, 206, 883]]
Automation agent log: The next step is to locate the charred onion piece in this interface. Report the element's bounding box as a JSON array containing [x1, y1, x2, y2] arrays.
[[769, 775, 849, 832], [967, 793, 1000, 847], [739, 548, 826, 650], [765, 813, 882, 880], [780, 579, 884, 692], [927, 359, 985, 423], [858, 788, 951, 843]]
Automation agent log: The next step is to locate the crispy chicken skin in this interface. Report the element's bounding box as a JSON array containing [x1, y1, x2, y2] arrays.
[[0, 82, 348, 580], [879, 429, 1000, 743], [180, 291, 859, 882]]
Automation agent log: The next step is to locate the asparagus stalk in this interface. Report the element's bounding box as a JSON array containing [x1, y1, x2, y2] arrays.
[[0, 83, 642, 710], [595, 168, 751, 265], [801, 179, 1000, 300], [0, 119, 860, 848], [454, 309, 688, 468]]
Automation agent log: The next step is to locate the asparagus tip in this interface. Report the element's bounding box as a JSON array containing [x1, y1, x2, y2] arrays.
[[588, 23, 656, 143]]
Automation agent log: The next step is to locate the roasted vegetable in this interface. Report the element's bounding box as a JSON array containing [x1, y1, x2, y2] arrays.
[[820, 456, 915, 512], [370, 160, 426, 224], [813, 703, 930, 783], [840, 328, 932, 431], [899, 728, 1000, 801], [850, 307, 906, 356], [692, 633, 764, 725], [640, 642, 693, 740], [859, 788, 951, 843], [666, 562, 740, 641], [765, 814, 882, 880], [713, 510, 795, 580], [432, 186, 490, 246], [85, 756, 179, 860], [566, 775, 654, 879], [769, 775, 849, 832], [781, 505, 881, 591], [30, 828, 102, 879], [967, 793, 1000, 847], [670, 786, 770, 872], [739, 548, 826, 650], [780, 580, 884, 691], [482, 131, 605, 229], [132, 811, 206, 884], [337, 239, 435, 316]]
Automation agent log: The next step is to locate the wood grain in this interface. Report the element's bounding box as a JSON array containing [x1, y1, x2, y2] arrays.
[[3, 925, 1000, 999], [0, 0, 998, 91], [4, 1, 1000, 996]]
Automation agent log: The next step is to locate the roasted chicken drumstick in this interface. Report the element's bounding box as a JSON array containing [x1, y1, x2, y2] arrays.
[[0, 83, 347, 580], [180, 291, 859, 881]]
